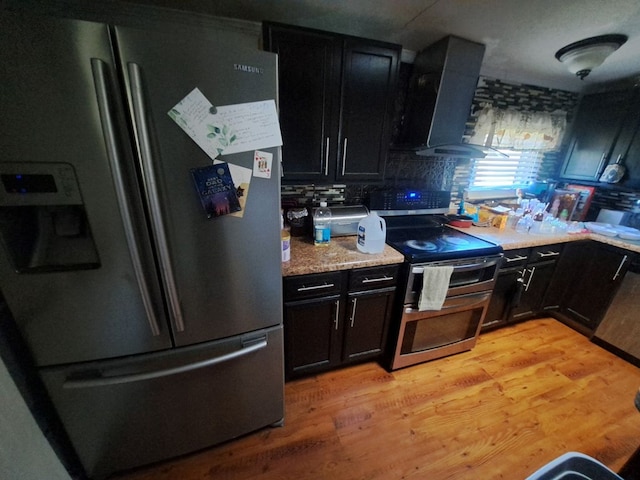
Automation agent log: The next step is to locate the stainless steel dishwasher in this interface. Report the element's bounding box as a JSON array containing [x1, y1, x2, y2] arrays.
[[593, 256, 640, 363]]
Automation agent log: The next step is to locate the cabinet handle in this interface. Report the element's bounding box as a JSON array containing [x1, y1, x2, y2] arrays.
[[524, 266, 536, 292], [341, 137, 348, 176], [597, 152, 608, 176], [505, 255, 528, 263], [537, 251, 560, 259], [349, 298, 358, 327], [362, 275, 394, 283], [612, 255, 628, 281], [334, 299, 340, 330], [297, 282, 335, 292], [324, 137, 330, 176]]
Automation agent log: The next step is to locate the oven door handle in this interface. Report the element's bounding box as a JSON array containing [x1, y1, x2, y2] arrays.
[[404, 291, 492, 314], [411, 257, 501, 275]]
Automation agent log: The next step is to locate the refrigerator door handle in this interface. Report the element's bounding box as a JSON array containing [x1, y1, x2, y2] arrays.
[[127, 62, 185, 333], [63, 337, 267, 389], [91, 58, 162, 337]]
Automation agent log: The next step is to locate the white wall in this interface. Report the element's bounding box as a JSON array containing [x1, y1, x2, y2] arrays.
[[0, 358, 70, 480]]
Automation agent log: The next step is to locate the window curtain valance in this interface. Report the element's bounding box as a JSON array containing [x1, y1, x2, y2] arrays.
[[469, 106, 567, 151]]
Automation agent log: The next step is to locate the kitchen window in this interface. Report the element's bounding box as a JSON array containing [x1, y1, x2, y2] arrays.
[[468, 106, 566, 188], [470, 148, 543, 187]]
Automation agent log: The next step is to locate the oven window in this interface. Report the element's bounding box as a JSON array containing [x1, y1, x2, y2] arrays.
[[451, 268, 489, 287], [400, 309, 483, 355]]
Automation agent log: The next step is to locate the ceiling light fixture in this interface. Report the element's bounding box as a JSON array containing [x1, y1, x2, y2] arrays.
[[555, 34, 628, 80]]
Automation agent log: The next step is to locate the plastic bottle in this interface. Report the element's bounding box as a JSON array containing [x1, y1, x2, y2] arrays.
[[559, 209, 569, 222], [281, 211, 290, 262], [357, 211, 386, 253], [515, 214, 531, 234], [313, 201, 331, 246]]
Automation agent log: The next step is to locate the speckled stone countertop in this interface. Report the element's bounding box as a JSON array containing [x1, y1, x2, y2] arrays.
[[282, 236, 404, 277], [282, 226, 640, 277], [460, 225, 640, 254]]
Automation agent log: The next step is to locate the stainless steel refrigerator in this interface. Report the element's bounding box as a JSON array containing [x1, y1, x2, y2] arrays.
[[0, 11, 284, 479]]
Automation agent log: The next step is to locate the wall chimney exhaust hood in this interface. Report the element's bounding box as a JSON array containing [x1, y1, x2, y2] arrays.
[[397, 35, 486, 158]]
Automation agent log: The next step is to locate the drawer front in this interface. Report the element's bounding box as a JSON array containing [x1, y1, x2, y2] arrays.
[[500, 248, 530, 269], [284, 271, 343, 301], [348, 265, 399, 291], [530, 244, 563, 263]]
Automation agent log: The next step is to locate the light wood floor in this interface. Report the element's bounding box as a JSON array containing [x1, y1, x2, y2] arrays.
[[113, 318, 640, 479]]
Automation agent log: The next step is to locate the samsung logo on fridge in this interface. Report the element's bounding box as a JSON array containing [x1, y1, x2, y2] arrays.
[[234, 64, 264, 74]]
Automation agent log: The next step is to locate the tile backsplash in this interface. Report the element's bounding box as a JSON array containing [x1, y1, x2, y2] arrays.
[[585, 187, 640, 221], [279, 153, 457, 208]]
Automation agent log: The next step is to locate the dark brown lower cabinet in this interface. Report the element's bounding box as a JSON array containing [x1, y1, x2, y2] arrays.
[[483, 245, 562, 331], [544, 240, 632, 335], [343, 288, 396, 363], [284, 295, 343, 377], [511, 254, 559, 320], [482, 255, 526, 330], [283, 265, 398, 379]]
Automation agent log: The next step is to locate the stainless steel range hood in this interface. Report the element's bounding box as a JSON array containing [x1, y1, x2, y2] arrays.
[[414, 144, 507, 158], [397, 35, 486, 157], [415, 144, 488, 158]]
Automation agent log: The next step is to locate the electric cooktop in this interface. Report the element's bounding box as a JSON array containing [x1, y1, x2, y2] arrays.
[[383, 215, 502, 263], [368, 188, 502, 263]]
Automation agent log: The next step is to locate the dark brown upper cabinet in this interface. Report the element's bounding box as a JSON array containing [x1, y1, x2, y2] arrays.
[[560, 89, 640, 183], [263, 22, 401, 184]]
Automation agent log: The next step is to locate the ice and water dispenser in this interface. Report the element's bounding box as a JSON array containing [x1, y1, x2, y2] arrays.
[[0, 162, 100, 273]]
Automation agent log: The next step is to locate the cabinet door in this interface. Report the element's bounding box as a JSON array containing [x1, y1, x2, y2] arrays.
[[512, 244, 562, 320], [343, 288, 395, 363], [618, 93, 640, 189], [511, 260, 557, 320], [482, 269, 522, 330], [482, 249, 529, 331], [621, 117, 640, 189], [550, 241, 630, 333], [560, 90, 633, 181], [263, 23, 341, 182], [338, 39, 400, 182], [542, 242, 583, 312], [561, 244, 630, 330], [284, 295, 342, 379]]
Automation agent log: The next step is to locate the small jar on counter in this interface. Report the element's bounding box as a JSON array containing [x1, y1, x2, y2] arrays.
[[286, 208, 309, 237]]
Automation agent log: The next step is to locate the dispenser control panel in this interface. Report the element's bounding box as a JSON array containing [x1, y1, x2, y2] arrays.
[[0, 162, 83, 206]]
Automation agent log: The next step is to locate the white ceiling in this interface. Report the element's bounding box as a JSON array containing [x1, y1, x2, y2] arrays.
[[122, 0, 640, 92]]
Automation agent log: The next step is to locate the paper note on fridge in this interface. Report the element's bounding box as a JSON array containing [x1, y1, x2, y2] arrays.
[[168, 87, 283, 159]]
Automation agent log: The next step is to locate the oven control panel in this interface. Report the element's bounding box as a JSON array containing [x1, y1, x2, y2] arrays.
[[368, 189, 451, 212]]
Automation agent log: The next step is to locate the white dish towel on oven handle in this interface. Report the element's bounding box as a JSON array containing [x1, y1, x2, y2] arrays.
[[418, 265, 454, 311]]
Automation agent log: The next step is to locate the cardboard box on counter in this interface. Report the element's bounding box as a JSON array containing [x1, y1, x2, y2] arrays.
[[479, 205, 510, 229]]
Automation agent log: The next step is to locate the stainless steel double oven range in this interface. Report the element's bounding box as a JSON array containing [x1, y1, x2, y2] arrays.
[[369, 189, 503, 370]]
